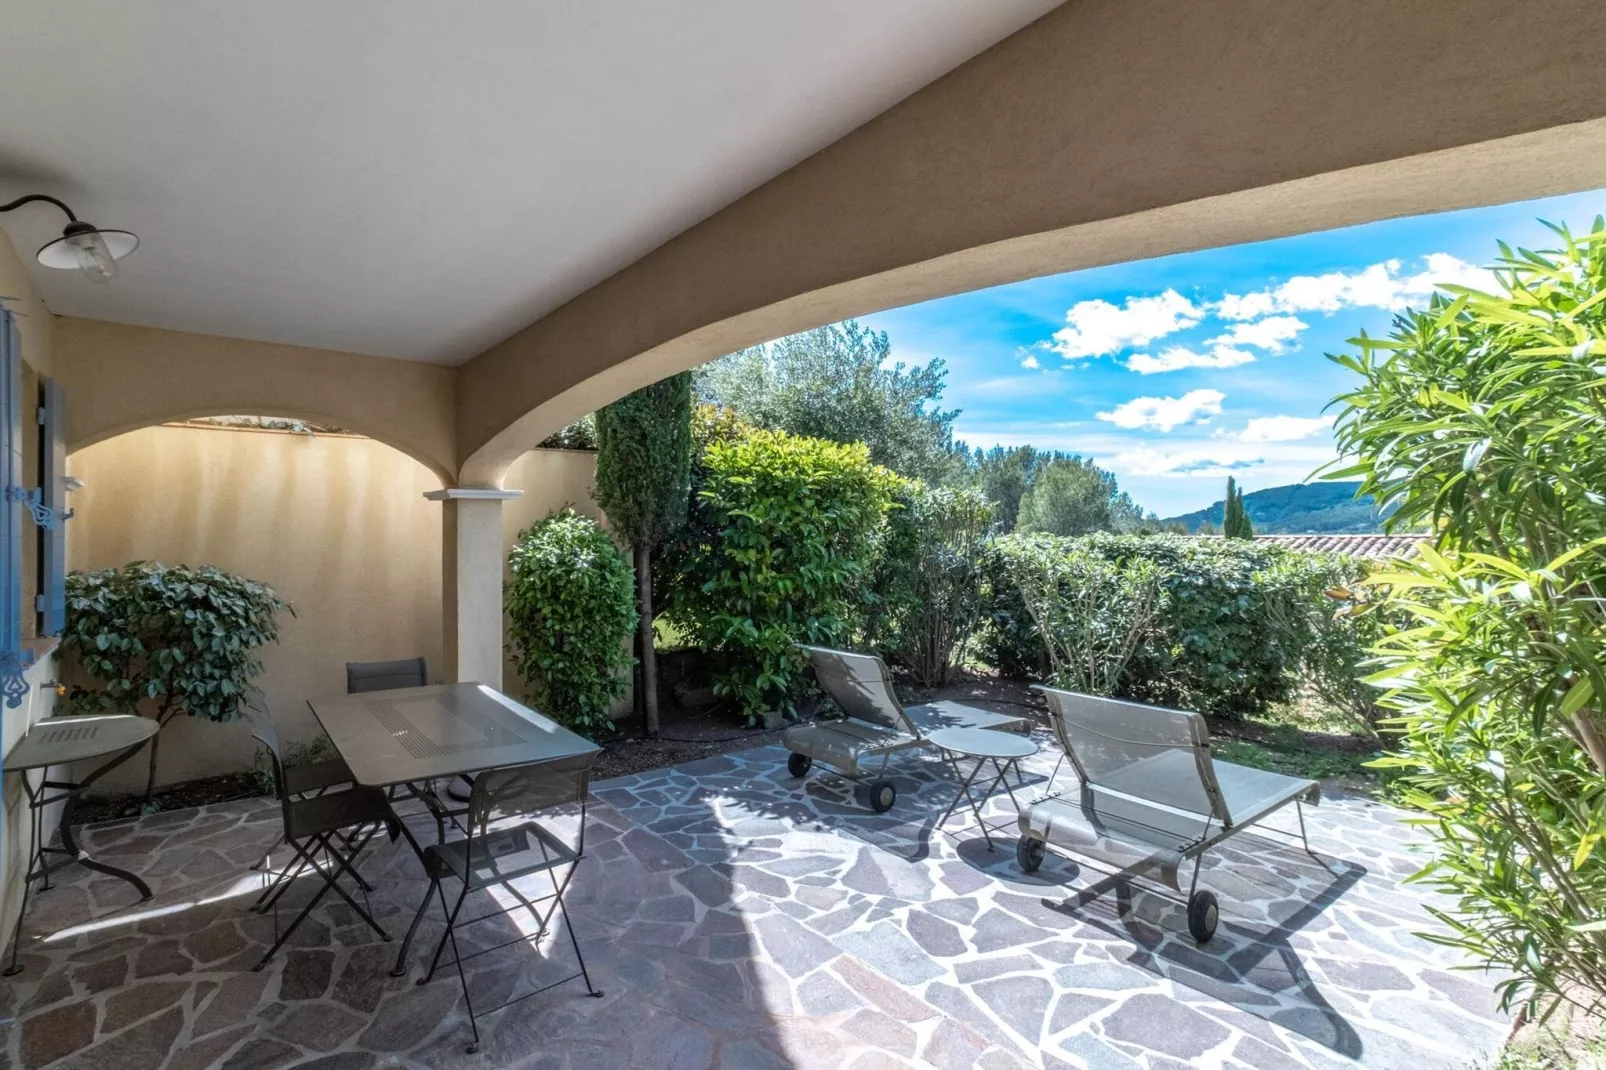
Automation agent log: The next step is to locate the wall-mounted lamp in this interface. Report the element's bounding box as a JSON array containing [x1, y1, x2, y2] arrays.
[[0, 194, 138, 284]]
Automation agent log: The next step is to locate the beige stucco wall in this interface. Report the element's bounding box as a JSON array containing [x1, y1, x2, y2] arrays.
[[55, 317, 459, 483], [0, 228, 60, 952], [65, 426, 600, 794]]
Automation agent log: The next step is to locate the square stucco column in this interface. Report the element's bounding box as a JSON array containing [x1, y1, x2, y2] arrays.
[[426, 487, 522, 686]]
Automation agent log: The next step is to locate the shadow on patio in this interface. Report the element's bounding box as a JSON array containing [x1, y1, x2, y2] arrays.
[[0, 739, 1510, 1070]]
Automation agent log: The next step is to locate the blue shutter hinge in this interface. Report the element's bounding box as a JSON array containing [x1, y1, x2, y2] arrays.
[[0, 646, 36, 709], [4, 485, 73, 530]]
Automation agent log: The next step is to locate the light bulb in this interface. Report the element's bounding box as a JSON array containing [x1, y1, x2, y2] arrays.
[[66, 229, 118, 283]]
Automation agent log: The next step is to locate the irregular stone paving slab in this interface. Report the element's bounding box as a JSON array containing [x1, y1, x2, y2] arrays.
[[0, 736, 1508, 1067]]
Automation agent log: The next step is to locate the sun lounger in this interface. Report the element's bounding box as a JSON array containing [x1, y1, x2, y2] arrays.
[[1016, 685, 1320, 942], [783, 645, 1028, 813]]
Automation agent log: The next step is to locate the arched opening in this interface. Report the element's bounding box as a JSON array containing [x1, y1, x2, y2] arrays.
[[65, 416, 450, 798], [64, 415, 614, 801]]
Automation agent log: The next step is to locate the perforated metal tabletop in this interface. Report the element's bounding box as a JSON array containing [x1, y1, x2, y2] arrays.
[[307, 682, 599, 788], [4, 715, 159, 772]]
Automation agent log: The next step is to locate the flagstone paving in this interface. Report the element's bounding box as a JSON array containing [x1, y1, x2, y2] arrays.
[[0, 736, 1508, 1068]]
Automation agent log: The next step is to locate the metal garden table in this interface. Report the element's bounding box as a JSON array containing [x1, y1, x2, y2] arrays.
[[306, 682, 601, 963], [3, 713, 159, 975], [930, 725, 1039, 851]]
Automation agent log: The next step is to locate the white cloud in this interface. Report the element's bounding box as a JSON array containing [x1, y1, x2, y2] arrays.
[[1233, 414, 1336, 443], [1216, 255, 1498, 321], [1019, 354, 1040, 369], [1051, 290, 1201, 359], [1097, 389, 1225, 432], [1126, 345, 1256, 375], [1207, 316, 1308, 353]]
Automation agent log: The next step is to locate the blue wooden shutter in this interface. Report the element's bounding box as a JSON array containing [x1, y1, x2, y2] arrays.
[[0, 307, 29, 707], [37, 376, 67, 636]]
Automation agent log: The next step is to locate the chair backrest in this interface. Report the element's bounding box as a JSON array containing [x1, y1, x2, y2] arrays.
[[242, 698, 292, 809], [1034, 685, 1231, 828], [797, 644, 918, 735], [346, 657, 428, 694], [466, 751, 596, 842]]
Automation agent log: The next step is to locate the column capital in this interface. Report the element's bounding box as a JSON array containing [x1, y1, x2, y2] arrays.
[[423, 487, 523, 502]]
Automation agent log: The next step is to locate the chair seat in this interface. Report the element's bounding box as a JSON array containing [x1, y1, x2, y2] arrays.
[[285, 785, 395, 840], [784, 720, 917, 773], [423, 820, 576, 890], [285, 758, 355, 797]]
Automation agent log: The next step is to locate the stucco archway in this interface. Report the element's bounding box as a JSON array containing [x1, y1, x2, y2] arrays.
[[455, 0, 1606, 484]]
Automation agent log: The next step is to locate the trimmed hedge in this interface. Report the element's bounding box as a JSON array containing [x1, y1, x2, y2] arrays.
[[981, 533, 1357, 716], [659, 423, 899, 722], [506, 509, 638, 737]]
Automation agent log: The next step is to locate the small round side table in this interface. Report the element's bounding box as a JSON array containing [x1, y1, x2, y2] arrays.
[[929, 726, 1038, 851]]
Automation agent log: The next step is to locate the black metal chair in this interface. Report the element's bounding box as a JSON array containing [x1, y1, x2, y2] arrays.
[[392, 752, 602, 1053], [246, 704, 400, 971], [345, 657, 429, 694], [345, 658, 476, 804], [244, 698, 366, 911]]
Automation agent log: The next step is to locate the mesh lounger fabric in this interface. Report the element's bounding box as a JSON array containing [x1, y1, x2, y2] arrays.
[[1019, 687, 1318, 891], [785, 646, 1027, 776]]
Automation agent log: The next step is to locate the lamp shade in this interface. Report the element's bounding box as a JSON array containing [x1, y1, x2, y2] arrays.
[[37, 225, 139, 283]]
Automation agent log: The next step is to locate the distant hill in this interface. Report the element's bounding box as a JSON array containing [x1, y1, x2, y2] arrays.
[[1162, 481, 1394, 534]]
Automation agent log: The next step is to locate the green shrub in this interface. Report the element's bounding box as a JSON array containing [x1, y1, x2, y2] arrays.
[[864, 483, 995, 687], [660, 425, 899, 722], [506, 509, 637, 737], [975, 539, 1049, 678], [63, 562, 291, 803], [1261, 551, 1394, 735], [1332, 219, 1606, 1018], [981, 533, 1314, 715], [1004, 536, 1162, 696]]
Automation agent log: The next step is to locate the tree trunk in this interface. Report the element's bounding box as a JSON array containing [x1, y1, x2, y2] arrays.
[[144, 702, 176, 805], [637, 543, 660, 739]]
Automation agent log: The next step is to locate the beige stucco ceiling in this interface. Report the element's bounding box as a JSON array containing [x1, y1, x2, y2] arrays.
[[0, 0, 1061, 364]]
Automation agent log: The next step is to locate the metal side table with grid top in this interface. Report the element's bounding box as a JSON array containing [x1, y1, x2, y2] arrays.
[[2, 713, 158, 975], [930, 725, 1039, 851]]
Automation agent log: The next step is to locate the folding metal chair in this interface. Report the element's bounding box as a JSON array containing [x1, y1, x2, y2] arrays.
[[345, 657, 429, 693], [1017, 685, 1321, 942], [245, 704, 400, 970], [243, 699, 365, 911], [347, 658, 476, 806], [391, 751, 602, 1054]]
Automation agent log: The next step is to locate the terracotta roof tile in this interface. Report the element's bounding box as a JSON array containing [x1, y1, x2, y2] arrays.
[[1251, 533, 1422, 558]]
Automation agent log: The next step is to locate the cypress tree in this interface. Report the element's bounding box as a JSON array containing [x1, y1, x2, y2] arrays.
[[1222, 477, 1255, 540], [593, 372, 694, 738]]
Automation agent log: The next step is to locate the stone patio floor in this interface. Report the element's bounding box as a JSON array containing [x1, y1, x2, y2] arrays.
[[0, 735, 1509, 1069]]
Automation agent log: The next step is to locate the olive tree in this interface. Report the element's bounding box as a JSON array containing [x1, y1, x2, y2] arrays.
[[593, 372, 693, 738]]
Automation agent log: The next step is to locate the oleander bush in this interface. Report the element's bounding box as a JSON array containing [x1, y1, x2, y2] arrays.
[[659, 421, 899, 723], [1333, 219, 1606, 1018], [1004, 535, 1163, 697], [982, 533, 1335, 715], [863, 483, 995, 687], [506, 509, 638, 737]]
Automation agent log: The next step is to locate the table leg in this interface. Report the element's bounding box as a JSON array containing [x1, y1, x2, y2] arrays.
[[3, 772, 43, 976], [937, 756, 986, 833], [57, 743, 157, 902]]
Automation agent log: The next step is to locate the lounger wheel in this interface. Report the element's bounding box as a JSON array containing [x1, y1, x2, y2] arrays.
[[868, 779, 896, 813], [787, 753, 813, 778], [1187, 890, 1219, 943], [1016, 836, 1045, 873]]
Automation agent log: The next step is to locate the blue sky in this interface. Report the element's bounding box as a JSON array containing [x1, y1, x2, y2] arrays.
[[862, 188, 1606, 518]]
